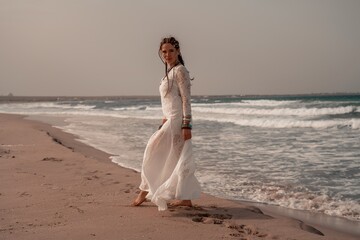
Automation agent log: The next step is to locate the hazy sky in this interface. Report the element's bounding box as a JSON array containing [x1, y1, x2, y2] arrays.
[[1, 0, 360, 96]]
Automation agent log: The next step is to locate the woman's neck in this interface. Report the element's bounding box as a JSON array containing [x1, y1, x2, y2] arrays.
[[168, 61, 180, 69]]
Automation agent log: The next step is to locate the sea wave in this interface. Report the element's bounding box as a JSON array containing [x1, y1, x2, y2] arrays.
[[198, 174, 360, 221], [112, 106, 148, 111], [192, 100, 299, 107], [247, 184, 359, 220], [0, 102, 96, 110], [196, 116, 360, 129], [1, 107, 359, 129], [240, 99, 300, 106], [193, 106, 357, 117], [245, 183, 360, 221], [0, 110, 160, 120]]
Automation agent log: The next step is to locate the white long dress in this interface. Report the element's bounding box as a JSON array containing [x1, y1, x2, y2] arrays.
[[139, 64, 201, 211]]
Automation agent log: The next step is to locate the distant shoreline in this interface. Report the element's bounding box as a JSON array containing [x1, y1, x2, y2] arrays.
[[1, 92, 359, 103]]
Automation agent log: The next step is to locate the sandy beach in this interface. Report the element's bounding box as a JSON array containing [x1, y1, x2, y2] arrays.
[[0, 113, 358, 240]]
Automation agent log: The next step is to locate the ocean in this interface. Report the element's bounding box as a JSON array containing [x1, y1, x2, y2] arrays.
[[1, 94, 359, 222]]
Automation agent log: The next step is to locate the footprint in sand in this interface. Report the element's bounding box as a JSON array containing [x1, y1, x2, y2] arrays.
[[83, 171, 102, 180], [69, 205, 85, 214], [91, 171, 120, 185], [84, 175, 100, 180], [0, 149, 15, 158], [80, 193, 93, 197], [42, 157, 63, 162], [64, 163, 76, 166], [227, 223, 268, 239], [0, 149, 10, 155], [186, 205, 270, 239], [189, 210, 233, 225], [100, 179, 120, 186], [122, 183, 136, 194], [126, 183, 135, 188], [191, 213, 232, 224], [18, 192, 32, 197]]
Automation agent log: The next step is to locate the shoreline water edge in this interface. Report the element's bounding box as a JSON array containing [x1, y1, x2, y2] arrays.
[[1, 95, 359, 221]]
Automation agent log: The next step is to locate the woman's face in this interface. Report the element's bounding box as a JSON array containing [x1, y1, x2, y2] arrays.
[[161, 43, 179, 67]]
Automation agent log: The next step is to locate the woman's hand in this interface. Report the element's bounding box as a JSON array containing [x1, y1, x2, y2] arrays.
[[182, 128, 192, 141], [159, 118, 167, 130]]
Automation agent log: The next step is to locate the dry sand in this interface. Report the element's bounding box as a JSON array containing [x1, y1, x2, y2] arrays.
[[0, 113, 358, 240]]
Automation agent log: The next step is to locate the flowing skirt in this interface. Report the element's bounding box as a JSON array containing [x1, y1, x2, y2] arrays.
[[139, 118, 201, 210]]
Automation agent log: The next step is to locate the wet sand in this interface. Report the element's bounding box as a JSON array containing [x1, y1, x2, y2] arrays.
[[0, 113, 358, 240]]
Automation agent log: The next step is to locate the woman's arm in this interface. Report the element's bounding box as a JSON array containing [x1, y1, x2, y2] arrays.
[[176, 65, 192, 140]]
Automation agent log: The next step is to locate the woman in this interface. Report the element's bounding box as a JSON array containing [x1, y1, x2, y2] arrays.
[[132, 37, 201, 210]]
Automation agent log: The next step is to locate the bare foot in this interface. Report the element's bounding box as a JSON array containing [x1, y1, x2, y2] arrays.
[[131, 191, 148, 206], [169, 200, 192, 207]]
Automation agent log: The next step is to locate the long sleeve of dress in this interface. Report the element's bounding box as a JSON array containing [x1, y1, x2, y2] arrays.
[[175, 65, 192, 119]]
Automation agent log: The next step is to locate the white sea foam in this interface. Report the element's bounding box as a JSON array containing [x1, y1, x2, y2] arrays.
[[350, 119, 360, 129], [248, 184, 360, 221], [110, 156, 141, 173], [112, 106, 148, 111], [240, 99, 300, 106], [195, 115, 359, 129], [53, 103, 96, 110], [193, 106, 356, 117], [197, 173, 360, 221], [0, 109, 161, 120], [192, 100, 298, 108], [1, 101, 359, 130], [7, 102, 96, 110], [1, 109, 358, 130]]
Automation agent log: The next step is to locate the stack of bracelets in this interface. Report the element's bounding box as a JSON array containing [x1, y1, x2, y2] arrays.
[[181, 115, 192, 130]]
